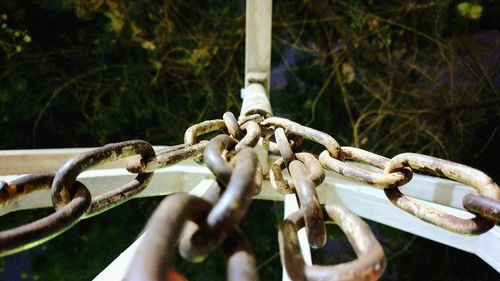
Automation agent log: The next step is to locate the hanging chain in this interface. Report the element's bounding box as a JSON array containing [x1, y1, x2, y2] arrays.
[[1, 111, 499, 280]]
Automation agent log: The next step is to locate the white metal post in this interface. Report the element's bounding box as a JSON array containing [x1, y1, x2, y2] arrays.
[[241, 0, 274, 175], [244, 0, 272, 92], [243, 2, 314, 279], [241, 0, 273, 118]]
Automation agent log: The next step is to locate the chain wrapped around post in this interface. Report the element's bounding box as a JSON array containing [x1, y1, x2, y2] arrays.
[[1, 111, 500, 281]]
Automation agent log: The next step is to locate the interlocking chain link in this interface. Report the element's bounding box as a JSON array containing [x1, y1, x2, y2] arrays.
[[1, 111, 499, 280], [280, 205, 386, 281], [0, 174, 90, 257]]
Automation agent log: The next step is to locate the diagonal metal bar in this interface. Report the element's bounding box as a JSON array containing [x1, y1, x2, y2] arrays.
[[92, 179, 217, 281]]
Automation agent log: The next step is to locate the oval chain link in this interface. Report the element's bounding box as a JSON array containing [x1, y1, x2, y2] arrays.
[[288, 160, 326, 248], [178, 147, 259, 261], [279, 205, 386, 281], [384, 153, 500, 234], [51, 140, 155, 217], [0, 174, 91, 257], [270, 153, 325, 194], [319, 147, 412, 188]]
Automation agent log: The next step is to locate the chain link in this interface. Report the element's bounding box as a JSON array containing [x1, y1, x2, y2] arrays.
[[319, 147, 412, 188], [0, 174, 91, 257], [288, 160, 326, 248], [279, 205, 386, 281], [383, 153, 499, 234], [178, 147, 259, 261], [52, 140, 155, 216], [270, 153, 325, 194], [1, 111, 499, 280], [126, 142, 207, 173]]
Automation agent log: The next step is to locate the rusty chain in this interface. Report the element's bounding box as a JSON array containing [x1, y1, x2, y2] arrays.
[[279, 205, 386, 281], [1, 111, 499, 280]]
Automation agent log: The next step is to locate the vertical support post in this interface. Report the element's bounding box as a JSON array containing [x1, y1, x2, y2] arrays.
[[241, 0, 273, 118], [245, 0, 272, 91], [242, 0, 273, 174]]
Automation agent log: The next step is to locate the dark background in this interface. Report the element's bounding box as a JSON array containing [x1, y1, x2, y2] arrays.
[[1, 1, 499, 280]]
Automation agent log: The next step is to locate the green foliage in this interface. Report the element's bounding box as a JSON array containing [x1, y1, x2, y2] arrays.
[[457, 2, 483, 20], [0, 12, 31, 56]]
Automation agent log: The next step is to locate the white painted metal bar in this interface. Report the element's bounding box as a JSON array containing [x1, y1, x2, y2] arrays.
[[0, 146, 168, 176], [1, 151, 498, 272], [92, 179, 216, 281], [282, 194, 312, 281], [241, 0, 273, 175], [241, 0, 273, 118], [244, 0, 272, 91], [0, 158, 281, 216]]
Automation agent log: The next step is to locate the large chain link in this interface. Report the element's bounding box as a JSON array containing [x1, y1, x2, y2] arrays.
[[1, 111, 499, 280]]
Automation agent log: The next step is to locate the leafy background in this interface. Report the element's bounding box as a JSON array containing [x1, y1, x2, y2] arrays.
[[1, 0, 499, 280]]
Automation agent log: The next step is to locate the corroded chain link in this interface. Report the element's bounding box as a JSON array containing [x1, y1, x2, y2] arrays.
[[1, 111, 499, 280]]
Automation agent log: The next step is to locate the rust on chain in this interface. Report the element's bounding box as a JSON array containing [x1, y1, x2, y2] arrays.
[[261, 117, 344, 160], [384, 188, 494, 234], [124, 193, 212, 281], [270, 153, 325, 194], [0, 173, 54, 208], [224, 112, 244, 140], [279, 205, 386, 281], [385, 153, 500, 199], [342, 147, 389, 168], [0, 174, 91, 257], [279, 220, 306, 281], [238, 113, 273, 141], [257, 135, 302, 155], [257, 137, 278, 154], [184, 119, 227, 145], [238, 113, 264, 125], [384, 153, 499, 234], [184, 118, 227, 164], [289, 160, 326, 248], [51, 140, 155, 213], [179, 148, 258, 261], [204, 134, 238, 186], [223, 230, 259, 281], [235, 121, 261, 151], [126, 141, 208, 173], [269, 158, 294, 194], [85, 172, 154, 217], [275, 127, 296, 166], [319, 147, 412, 188], [463, 193, 500, 223]]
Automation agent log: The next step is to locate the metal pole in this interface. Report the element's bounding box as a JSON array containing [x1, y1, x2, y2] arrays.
[[240, 0, 273, 118], [241, 0, 273, 174]]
